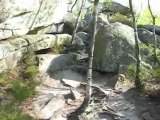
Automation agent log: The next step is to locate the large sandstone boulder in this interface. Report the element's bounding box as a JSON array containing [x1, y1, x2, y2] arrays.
[[0, 34, 72, 72], [93, 22, 136, 73], [93, 22, 153, 73], [0, 0, 69, 39]]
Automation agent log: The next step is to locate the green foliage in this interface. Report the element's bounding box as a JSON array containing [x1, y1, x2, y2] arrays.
[[109, 12, 133, 26], [0, 103, 34, 120], [0, 47, 39, 119], [11, 80, 36, 102], [51, 43, 65, 54], [137, 9, 160, 25], [125, 64, 136, 81], [125, 64, 152, 81], [18, 47, 39, 80], [153, 68, 160, 78], [103, 0, 112, 8]]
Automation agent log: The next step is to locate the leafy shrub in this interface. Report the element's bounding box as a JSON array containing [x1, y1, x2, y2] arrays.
[[109, 12, 133, 26], [0, 103, 34, 120], [0, 47, 39, 119], [51, 43, 65, 54], [125, 64, 152, 81], [153, 68, 160, 78], [11, 80, 36, 102], [18, 47, 38, 80]]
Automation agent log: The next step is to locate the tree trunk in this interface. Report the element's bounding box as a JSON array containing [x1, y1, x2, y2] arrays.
[[85, 0, 99, 103], [71, 0, 85, 43], [70, 0, 78, 13], [67, 0, 99, 119], [129, 0, 142, 90], [148, 0, 160, 65]]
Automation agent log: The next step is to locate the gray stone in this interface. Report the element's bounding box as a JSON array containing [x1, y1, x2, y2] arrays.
[[138, 25, 160, 36], [93, 22, 136, 73], [39, 54, 75, 74], [63, 12, 77, 34], [102, 1, 131, 16], [0, 0, 69, 39], [37, 95, 65, 120], [75, 32, 91, 46], [32, 94, 54, 114], [138, 28, 160, 46], [142, 112, 153, 120], [84, 13, 110, 33]]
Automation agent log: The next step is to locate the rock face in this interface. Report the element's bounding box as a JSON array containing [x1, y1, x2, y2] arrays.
[[93, 22, 136, 73], [0, 0, 69, 39], [0, 34, 71, 72], [138, 28, 160, 46]]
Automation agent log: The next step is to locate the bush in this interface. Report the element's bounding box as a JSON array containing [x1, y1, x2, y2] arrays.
[[0, 47, 39, 119], [125, 64, 152, 82], [109, 12, 133, 26]]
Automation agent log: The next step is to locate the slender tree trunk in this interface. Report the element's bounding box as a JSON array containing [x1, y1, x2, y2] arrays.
[[70, 0, 78, 13], [71, 0, 85, 43], [67, 1, 99, 119], [86, 0, 99, 103], [129, 0, 141, 89], [148, 0, 160, 65]]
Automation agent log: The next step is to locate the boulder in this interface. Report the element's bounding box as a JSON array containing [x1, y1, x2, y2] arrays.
[[138, 25, 160, 36], [63, 12, 77, 34], [93, 22, 154, 73], [93, 22, 136, 73], [38, 54, 75, 75], [0, 0, 69, 39], [84, 13, 110, 33], [101, 1, 131, 16], [138, 28, 160, 46], [75, 32, 91, 46], [0, 34, 72, 72]]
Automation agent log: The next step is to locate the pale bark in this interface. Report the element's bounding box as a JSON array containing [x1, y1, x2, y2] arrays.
[[67, 0, 99, 118], [71, 0, 85, 43], [85, 0, 99, 102], [129, 0, 141, 89], [148, 0, 160, 65]]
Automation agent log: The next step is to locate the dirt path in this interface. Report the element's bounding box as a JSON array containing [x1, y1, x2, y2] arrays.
[[22, 68, 160, 120]]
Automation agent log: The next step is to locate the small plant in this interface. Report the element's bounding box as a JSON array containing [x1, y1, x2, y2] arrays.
[[51, 43, 65, 54], [125, 64, 153, 92], [11, 80, 36, 102], [18, 47, 39, 80], [153, 68, 160, 78], [103, 0, 112, 8], [0, 46, 39, 119], [109, 12, 133, 26]]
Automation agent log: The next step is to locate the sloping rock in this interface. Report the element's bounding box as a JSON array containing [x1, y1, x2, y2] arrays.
[[37, 95, 65, 119], [32, 94, 54, 114], [38, 54, 76, 74], [0, 0, 69, 39]]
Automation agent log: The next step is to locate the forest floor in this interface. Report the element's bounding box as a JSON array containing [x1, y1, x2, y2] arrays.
[[22, 62, 160, 120]]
